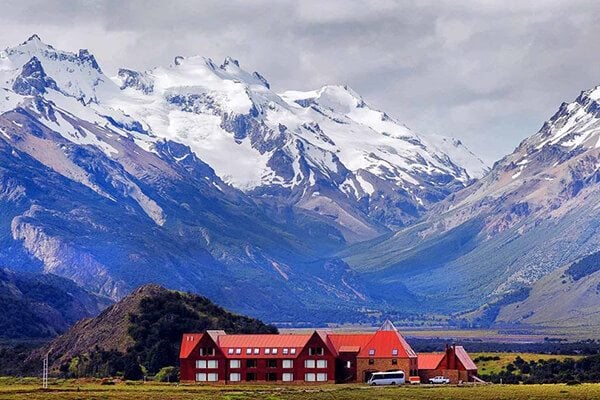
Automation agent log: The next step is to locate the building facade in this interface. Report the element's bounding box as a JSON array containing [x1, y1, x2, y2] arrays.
[[180, 321, 477, 384], [417, 345, 478, 383]]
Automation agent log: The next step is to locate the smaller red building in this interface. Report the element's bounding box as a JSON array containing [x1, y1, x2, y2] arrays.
[[417, 344, 478, 383]]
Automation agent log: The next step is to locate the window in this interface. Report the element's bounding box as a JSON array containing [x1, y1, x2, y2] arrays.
[[235, 348, 242, 355], [282, 373, 294, 382], [246, 359, 257, 368], [345, 361, 351, 368], [316, 373, 327, 382], [392, 359, 398, 365], [368, 349, 375, 356], [316, 360, 327, 369], [265, 348, 271, 355], [304, 373, 316, 382], [283, 348, 289, 355], [267, 359, 277, 368], [290, 348, 296, 355], [200, 347, 215, 356], [207, 360, 218, 369], [246, 372, 257, 381], [304, 359, 316, 368], [272, 348, 278, 355], [282, 359, 293, 369], [246, 348, 252, 355], [207, 373, 218, 382], [308, 347, 324, 356], [196, 360, 207, 369], [254, 348, 260, 355], [392, 348, 398, 356], [228, 349, 234, 355], [229, 373, 241, 382], [197, 373, 218, 382], [230, 360, 241, 369], [266, 372, 277, 381], [368, 359, 374, 365]]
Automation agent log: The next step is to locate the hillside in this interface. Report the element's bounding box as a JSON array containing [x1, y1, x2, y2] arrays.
[[32, 284, 277, 375], [0, 268, 110, 339], [342, 84, 600, 327]]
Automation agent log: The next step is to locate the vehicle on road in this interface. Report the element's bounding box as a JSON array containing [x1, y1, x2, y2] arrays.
[[429, 376, 450, 384], [367, 371, 405, 385]]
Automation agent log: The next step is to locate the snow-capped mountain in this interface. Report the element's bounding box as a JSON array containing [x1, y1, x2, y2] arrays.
[[343, 84, 600, 327], [0, 35, 485, 322]]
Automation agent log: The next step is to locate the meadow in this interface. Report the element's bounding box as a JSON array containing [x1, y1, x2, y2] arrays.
[[1, 379, 600, 400]]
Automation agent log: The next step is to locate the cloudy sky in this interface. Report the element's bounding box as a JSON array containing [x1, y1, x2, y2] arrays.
[[2, 0, 599, 163]]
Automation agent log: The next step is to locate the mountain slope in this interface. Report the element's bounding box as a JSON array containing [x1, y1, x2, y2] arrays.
[[32, 284, 276, 374], [0, 268, 110, 339], [343, 84, 600, 323], [0, 35, 485, 323]]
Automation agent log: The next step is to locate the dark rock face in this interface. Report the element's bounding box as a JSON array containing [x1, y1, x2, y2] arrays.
[[12, 57, 58, 96]]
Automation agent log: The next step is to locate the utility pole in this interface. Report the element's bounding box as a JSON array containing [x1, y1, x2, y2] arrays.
[[42, 353, 49, 389]]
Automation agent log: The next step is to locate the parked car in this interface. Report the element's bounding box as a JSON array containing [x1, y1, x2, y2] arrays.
[[368, 371, 406, 385], [429, 376, 450, 384]]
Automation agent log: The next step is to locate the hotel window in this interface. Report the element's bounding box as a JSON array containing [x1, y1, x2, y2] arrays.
[[283, 348, 289, 355], [304, 373, 316, 382], [200, 347, 215, 356], [207, 373, 218, 382], [316, 360, 327, 369], [368, 359, 374, 365], [309, 347, 324, 356], [392, 348, 398, 356], [254, 348, 260, 355], [304, 359, 316, 368], [235, 348, 242, 355], [345, 361, 351, 368], [195, 373, 207, 382], [392, 359, 398, 365], [266, 372, 277, 381], [316, 373, 327, 382], [230, 360, 241, 369], [246, 348, 252, 355], [246, 359, 257, 368], [246, 372, 257, 381], [265, 348, 271, 355], [290, 348, 297, 355], [196, 360, 207, 369], [368, 349, 375, 356], [267, 359, 278, 368], [272, 348, 278, 355], [228, 348, 234, 355], [282, 373, 294, 382], [229, 373, 241, 382], [282, 359, 293, 369], [207, 360, 218, 369]]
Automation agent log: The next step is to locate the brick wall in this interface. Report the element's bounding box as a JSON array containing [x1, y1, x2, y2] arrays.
[[356, 358, 411, 382]]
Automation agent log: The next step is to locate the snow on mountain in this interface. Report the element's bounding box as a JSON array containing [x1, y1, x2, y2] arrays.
[[424, 134, 489, 179]]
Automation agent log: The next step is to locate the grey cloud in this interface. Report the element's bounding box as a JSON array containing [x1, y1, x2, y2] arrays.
[[1, 0, 599, 163]]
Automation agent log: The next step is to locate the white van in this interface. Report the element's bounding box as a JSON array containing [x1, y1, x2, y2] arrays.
[[368, 370, 406, 385]]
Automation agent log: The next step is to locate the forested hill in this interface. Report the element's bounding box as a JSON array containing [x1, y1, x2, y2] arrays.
[[29, 284, 277, 377]]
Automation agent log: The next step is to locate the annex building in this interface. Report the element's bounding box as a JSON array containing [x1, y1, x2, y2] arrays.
[[180, 320, 478, 384]]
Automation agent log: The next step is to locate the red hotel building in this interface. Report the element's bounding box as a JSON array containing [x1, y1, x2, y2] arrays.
[[180, 320, 477, 384]]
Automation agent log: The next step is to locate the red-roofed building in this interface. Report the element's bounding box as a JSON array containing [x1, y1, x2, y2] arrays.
[[180, 321, 477, 384], [417, 344, 478, 383]]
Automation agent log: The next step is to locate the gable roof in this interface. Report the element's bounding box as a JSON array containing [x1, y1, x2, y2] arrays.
[[217, 334, 312, 358], [417, 353, 445, 370], [180, 333, 203, 358], [328, 333, 372, 353], [455, 346, 477, 370], [358, 330, 416, 358]]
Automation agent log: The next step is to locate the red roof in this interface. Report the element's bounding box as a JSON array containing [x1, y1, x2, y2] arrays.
[[180, 333, 203, 358], [417, 353, 444, 370], [357, 330, 416, 359], [455, 346, 477, 371], [328, 334, 372, 353], [217, 334, 312, 359]]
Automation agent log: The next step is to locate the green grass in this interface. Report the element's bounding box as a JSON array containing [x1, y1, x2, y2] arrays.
[[0, 379, 600, 400], [472, 352, 584, 375]]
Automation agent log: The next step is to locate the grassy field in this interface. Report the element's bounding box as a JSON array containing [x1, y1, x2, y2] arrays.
[[471, 352, 584, 375], [1, 379, 600, 400]]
